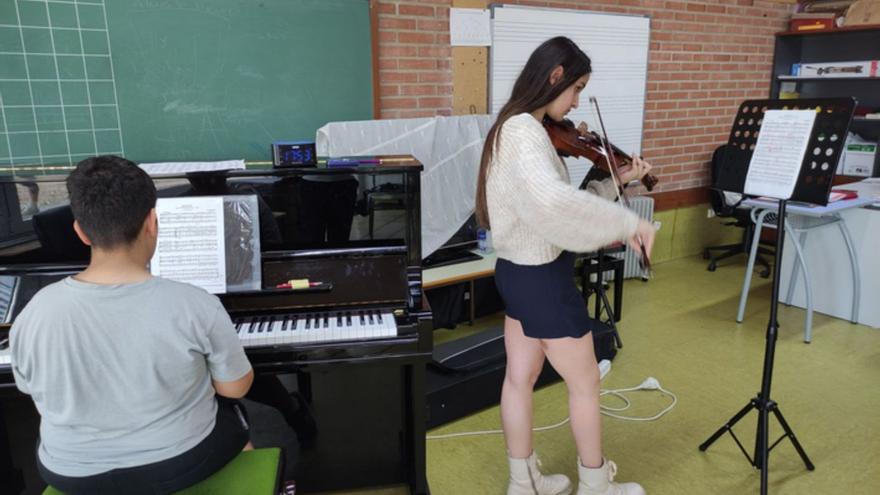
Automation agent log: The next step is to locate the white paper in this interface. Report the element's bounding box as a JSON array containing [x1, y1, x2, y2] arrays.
[[450, 8, 491, 46], [139, 160, 245, 176], [150, 197, 226, 294], [744, 110, 816, 200]]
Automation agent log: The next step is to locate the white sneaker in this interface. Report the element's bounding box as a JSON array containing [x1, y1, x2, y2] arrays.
[[508, 451, 573, 495], [576, 458, 645, 495]]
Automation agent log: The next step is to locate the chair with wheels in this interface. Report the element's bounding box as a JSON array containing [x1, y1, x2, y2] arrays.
[[702, 145, 774, 278]]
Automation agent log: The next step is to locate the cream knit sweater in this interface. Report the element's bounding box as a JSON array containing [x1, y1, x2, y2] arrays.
[[485, 113, 640, 265]]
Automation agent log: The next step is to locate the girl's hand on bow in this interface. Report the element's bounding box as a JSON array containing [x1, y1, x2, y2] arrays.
[[629, 219, 656, 261]]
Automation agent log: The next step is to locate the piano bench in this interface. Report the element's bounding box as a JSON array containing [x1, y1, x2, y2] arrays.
[[42, 447, 284, 495]]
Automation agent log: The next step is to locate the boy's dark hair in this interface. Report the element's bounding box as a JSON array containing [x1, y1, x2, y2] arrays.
[[475, 36, 592, 228], [67, 155, 157, 249]]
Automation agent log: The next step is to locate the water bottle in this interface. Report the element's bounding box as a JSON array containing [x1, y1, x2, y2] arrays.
[[477, 228, 492, 254]]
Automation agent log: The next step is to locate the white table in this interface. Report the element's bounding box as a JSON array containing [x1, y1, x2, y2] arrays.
[[736, 196, 877, 342]]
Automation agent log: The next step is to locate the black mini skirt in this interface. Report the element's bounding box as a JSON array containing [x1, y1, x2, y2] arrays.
[[494, 251, 598, 339]]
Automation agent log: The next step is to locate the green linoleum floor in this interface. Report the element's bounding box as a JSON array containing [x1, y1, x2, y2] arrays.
[[326, 255, 880, 495]]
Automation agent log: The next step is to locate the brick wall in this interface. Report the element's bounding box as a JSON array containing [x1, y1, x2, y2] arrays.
[[375, 0, 793, 192]]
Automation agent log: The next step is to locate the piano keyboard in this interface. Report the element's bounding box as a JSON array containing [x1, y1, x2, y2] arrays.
[[233, 309, 397, 347]]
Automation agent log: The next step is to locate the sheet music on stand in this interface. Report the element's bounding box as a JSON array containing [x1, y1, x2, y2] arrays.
[[744, 110, 816, 200], [716, 98, 856, 205]]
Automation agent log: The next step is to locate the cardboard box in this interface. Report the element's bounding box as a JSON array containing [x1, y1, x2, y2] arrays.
[[843, 0, 880, 27], [842, 143, 877, 177], [792, 60, 879, 77]]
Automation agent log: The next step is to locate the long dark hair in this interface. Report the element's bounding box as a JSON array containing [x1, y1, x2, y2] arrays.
[[475, 36, 592, 229]]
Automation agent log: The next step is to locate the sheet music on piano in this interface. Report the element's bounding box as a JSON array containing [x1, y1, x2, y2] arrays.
[[149, 195, 262, 294]]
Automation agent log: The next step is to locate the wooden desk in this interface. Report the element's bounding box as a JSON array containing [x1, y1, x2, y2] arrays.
[[423, 251, 496, 325]]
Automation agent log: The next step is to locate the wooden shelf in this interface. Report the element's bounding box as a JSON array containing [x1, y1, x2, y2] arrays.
[[777, 24, 880, 37]]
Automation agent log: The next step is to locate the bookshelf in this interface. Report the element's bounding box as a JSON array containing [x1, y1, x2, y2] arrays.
[[771, 25, 880, 178]]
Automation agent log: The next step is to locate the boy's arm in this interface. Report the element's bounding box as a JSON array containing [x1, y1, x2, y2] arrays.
[[212, 369, 254, 399], [205, 306, 254, 398]]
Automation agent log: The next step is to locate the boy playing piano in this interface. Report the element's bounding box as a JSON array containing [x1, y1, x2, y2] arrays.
[[10, 155, 254, 494]]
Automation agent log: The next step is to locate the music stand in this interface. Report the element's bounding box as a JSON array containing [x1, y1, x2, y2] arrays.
[[698, 98, 856, 495]]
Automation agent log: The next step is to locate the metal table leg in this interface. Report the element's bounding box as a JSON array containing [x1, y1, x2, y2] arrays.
[[737, 209, 772, 323], [836, 215, 861, 323]]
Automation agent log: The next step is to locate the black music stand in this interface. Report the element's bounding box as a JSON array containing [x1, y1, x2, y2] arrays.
[[698, 98, 855, 495]]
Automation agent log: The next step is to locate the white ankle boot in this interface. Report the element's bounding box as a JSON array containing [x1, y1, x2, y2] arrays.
[[576, 458, 645, 495], [507, 451, 573, 495]]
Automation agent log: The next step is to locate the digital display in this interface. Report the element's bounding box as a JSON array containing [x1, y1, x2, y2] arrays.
[[272, 141, 317, 168]]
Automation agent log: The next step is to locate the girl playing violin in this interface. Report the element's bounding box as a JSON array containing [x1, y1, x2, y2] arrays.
[[475, 36, 655, 495]]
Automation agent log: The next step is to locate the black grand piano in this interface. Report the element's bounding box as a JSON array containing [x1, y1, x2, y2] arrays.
[[0, 158, 431, 494]]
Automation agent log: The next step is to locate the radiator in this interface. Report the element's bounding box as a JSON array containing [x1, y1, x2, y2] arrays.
[[618, 196, 654, 279]]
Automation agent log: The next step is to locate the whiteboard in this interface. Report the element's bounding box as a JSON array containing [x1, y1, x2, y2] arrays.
[[490, 5, 650, 184]]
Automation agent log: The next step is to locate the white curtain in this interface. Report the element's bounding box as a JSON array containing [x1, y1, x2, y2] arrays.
[[316, 115, 495, 258]]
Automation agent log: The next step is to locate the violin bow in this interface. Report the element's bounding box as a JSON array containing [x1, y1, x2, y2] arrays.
[[588, 96, 652, 274]]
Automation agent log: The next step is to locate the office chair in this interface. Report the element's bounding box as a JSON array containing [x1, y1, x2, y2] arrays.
[[702, 145, 773, 278]]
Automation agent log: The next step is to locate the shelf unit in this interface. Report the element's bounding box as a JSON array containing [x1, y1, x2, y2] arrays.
[[771, 25, 880, 177]]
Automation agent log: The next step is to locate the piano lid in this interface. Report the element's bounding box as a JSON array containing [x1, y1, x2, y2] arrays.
[[0, 158, 424, 270]]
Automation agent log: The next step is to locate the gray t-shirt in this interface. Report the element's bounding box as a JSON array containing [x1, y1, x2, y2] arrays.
[[10, 276, 252, 477]]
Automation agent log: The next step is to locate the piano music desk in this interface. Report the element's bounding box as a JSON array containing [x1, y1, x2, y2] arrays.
[[423, 250, 497, 325]]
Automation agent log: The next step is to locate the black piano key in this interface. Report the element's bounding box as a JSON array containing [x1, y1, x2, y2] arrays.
[[337, 313, 343, 326], [359, 311, 365, 325], [323, 314, 329, 328], [246, 317, 255, 334], [305, 315, 311, 330], [234, 321, 242, 334], [368, 311, 375, 325], [282, 316, 290, 331], [257, 317, 267, 333], [377, 312, 383, 323], [346, 312, 352, 326], [292, 315, 298, 330]]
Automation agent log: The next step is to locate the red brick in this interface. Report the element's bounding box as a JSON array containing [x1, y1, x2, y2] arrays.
[[401, 85, 436, 96], [382, 97, 419, 109], [381, 71, 419, 83], [398, 5, 434, 17], [380, 85, 400, 97], [418, 46, 450, 58], [376, 2, 396, 15], [379, 18, 416, 30], [378, 59, 398, 70], [417, 19, 448, 31], [418, 96, 451, 108], [399, 59, 435, 70], [382, 45, 419, 57], [398, 32, 435, 44], [419, 72, 452, 83]]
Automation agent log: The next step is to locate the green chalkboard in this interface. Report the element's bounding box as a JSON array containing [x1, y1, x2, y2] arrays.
[[0, 0, 373, 169]]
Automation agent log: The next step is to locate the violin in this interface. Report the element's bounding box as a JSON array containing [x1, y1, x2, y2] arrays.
[[542, 118, 659, 191], [544, 97, 654, 272]]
